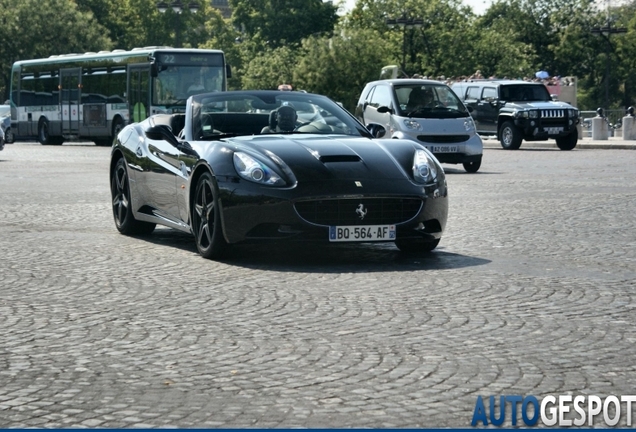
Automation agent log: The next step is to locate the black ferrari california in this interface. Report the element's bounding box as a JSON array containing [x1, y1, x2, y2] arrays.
[[110, 90, 448, 259]]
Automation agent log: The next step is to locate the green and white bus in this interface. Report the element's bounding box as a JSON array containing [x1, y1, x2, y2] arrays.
[[9, 47, 230, 145]]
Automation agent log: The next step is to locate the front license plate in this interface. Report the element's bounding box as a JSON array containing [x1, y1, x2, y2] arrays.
[[428, 145, 458, 153], [546, 127, 563, 134], [329, 225, 396, 242]]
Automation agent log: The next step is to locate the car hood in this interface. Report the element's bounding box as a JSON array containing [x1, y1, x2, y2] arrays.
[[504, 101, 574, 110], [214, 134, 421, 182]]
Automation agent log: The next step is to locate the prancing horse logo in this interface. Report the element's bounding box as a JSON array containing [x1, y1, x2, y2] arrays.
[[356, 204, 367, 220]]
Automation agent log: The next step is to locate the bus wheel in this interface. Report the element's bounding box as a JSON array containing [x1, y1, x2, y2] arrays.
[[111, 118, 125, 144], [38, 118, 62, 145]]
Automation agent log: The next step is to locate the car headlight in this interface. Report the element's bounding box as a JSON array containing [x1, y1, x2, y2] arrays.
[[464, 117, 475, 132], [528, 110, 539, 119], [403, 119, 422, 130], [412, 149, 439, 184], [233, 152, 285, 186], [569, 109, 578, 117]]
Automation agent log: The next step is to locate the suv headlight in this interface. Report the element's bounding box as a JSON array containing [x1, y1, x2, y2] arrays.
[[514, 110, 538, 119], [412, 149, 439, 184], [569, 109, 578, 117]]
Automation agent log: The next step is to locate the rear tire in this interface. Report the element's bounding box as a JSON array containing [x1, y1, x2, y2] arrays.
[[499, 121, 522, 150], [463, 156, 482, 173], [395, 238, 440, 253], [38, 118, 63, 145], [111, 158, 156, 235], [556, 129, 578, 150]]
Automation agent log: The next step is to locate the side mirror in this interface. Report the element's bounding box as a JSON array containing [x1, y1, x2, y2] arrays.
[[145, 124, 175, 143], [467, 106, 474, 113], [366, 124, 386, 138], [551, 94, 558, 101], [226, 64, 232, 79], [377, 105, 392, 114]]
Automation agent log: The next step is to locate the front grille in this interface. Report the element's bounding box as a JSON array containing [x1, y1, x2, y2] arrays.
[[294, 198, 422, 226], [417, 135, 469, 144], [541, 109, 564, 118]]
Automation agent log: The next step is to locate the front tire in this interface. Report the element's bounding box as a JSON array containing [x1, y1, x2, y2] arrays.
[[192, 172, 228, 260], [556, 129, 578, 150], [111, 158, 156, 235], [499, 121, 522, 150], [395, 238, 440, 253], [463, 156, 482, 173]]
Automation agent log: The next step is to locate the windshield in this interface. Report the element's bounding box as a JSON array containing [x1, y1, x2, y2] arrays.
[[500, 84, 551, 102], [396, 84, 469, 118], [189, 91, 369, 140], [154, 65, 225, 106]]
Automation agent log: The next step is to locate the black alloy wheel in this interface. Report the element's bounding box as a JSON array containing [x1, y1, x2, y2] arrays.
[[111, 158, 155, 235], [192, 171, 228, 259]]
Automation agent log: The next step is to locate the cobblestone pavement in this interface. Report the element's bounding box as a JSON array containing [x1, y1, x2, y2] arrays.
[[1, 142, 635, 428]]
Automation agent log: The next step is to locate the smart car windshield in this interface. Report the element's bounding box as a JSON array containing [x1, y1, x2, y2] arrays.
[[396, 84, 469, 118], [190, 91, 369, 140]]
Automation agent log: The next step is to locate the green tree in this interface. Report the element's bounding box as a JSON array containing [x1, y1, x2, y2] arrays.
[[293, 28, 393, 112], [241, 46, 298, 90], [229, 0, 339, 49], [0, 0, 112, 99]]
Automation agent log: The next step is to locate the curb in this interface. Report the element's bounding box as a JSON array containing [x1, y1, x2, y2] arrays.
[[482, 138, 636, 150]]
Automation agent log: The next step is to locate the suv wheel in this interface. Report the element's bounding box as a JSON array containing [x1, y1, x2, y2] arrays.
[[556, 129, 578, 150], [500, 121, 522, 150]]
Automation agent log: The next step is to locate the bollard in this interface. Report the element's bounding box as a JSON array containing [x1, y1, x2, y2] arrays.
[[622, 106, 636, 140], [622, 116, 635, 140], [591, 117, 608, 140]]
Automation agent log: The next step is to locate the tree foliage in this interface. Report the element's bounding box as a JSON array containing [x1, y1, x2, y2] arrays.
[[0, 0, 112, 98], [0, 0, 633, 109], [229, 0, 339, 48]]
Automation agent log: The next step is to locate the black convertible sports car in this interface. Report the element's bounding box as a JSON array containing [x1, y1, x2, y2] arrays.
[[110, 90, 448, 259]]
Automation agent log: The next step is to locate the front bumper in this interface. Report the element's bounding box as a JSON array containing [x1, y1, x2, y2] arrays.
[[216, 177, 449, 245], [514, 116, 579, 140]]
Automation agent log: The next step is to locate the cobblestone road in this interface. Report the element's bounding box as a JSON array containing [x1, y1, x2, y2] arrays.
[[1, 142, 635, 427]]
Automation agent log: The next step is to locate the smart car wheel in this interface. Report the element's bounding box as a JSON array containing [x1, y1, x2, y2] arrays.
[[395, 238, 440, 253], [192, 172, 228, 259], [463, 156, 482, 173], [556, 129, 578, 151], [500, 121, 522, 150], [111, 158, 155, 235]]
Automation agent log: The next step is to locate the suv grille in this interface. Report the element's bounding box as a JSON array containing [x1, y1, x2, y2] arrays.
[[541, 109, 565, 118], [295, 198, 422, 226]]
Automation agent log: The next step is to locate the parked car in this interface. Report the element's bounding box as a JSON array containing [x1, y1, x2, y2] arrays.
[[110, 90, 449, 260], [355, 79, 483, 173], [0, 123, 5, 151], [0, 104, 12, 144], [451, 80, 579, 150]]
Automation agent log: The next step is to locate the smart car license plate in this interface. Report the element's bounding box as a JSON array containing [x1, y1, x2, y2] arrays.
[[329, 225, 396, 242], [428, 146, 458, 153], [546, 127, 563, 134]]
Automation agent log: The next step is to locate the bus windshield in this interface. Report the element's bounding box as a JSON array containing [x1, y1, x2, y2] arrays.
[[155, 65, 225, 105]]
